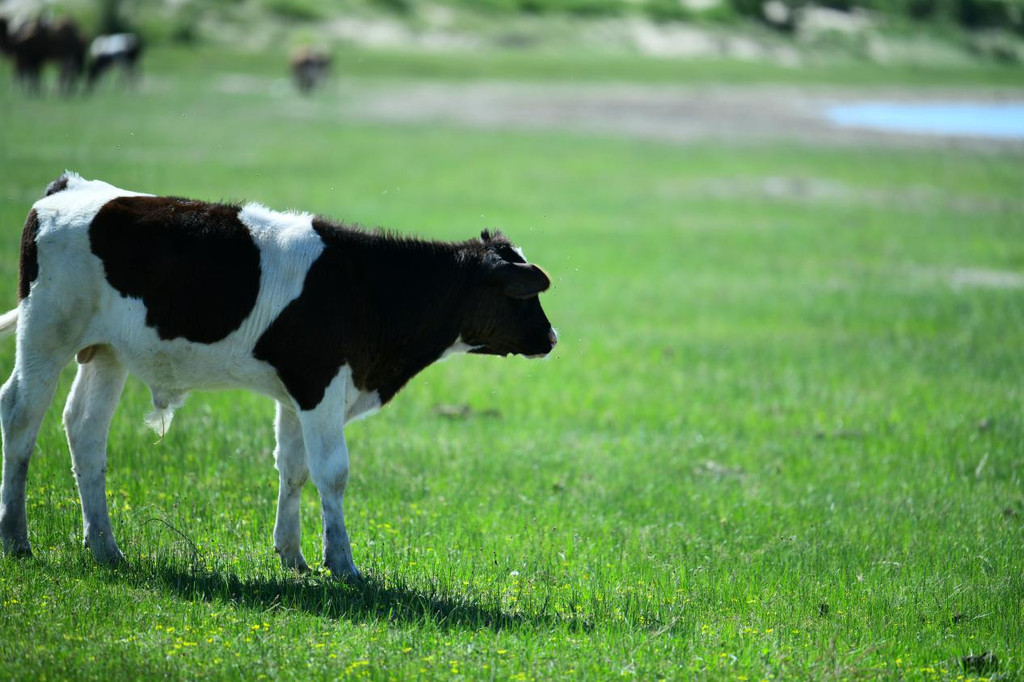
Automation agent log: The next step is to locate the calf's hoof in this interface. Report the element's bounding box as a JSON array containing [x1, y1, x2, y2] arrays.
[[0, 512, 31, 557], [277, 549, 310, 574], [94, 546, 127, 566], [85, 536, 126, 565], [327, 562, 363, 585], [1, 537, 32, 558]]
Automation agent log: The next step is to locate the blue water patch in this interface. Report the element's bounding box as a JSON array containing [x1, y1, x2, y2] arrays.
[[826, 102, 1024, 139]]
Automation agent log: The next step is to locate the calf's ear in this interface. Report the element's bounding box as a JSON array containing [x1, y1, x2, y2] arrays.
[[488, 262, 551, 299]]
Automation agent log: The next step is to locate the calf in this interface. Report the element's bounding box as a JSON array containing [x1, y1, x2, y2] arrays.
[[86, 33, 142, 90], [290, 48, 330, 94], [0, 172, 556, 581], [0, 16, 86, 95]]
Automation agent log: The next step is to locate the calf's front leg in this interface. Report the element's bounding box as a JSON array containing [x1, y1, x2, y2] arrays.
[[296, 384, 360, 582]]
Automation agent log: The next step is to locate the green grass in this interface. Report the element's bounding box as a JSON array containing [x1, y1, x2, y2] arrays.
[[142, 43, 1024, 86], [1, 50, 1023, 680]]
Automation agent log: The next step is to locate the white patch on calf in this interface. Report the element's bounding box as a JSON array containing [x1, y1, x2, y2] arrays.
[[236, 204, 325, 334], [35, 173, 150, 218], [89, 34, 137, 59], [439, 335, 481, 361]]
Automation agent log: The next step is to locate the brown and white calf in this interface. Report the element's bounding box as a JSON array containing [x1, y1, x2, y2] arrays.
[[0, 16, 87, 95], [0, 172, 556, 580]]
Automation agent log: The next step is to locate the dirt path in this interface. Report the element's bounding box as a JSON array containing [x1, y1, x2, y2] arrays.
[[345, 81, 1024, 151]]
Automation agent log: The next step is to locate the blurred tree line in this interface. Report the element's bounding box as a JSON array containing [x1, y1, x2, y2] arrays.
[[97, 0, 131, 33], [401, 0, 1024, 32], [89, 0, 1024, 40]]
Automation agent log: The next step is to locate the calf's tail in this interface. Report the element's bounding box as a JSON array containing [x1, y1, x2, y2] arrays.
[[0, 308, 18, 338]]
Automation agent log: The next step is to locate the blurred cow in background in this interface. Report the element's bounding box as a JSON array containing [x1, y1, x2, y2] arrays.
[[290, 47, 331, 94], [87, 33, 142, 89], [0, 15, 86, 95]]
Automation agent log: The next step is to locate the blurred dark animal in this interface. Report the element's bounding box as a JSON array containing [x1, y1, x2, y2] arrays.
[[0, 15, 86, 95], [86, 33, 142, 89], [290, 48, 331, 94]]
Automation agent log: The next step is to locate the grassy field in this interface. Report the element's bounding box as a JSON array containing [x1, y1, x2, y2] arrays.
[[1, 47, 1023, 680], [141, 44, 1024, 86]]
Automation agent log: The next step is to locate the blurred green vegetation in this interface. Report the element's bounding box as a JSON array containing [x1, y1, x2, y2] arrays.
[[390, 0, 1021, 32], [54, 0, 1024, 49], [417, 0, 1024, 30]]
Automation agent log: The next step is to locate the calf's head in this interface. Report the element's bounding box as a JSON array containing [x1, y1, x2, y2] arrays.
[[461, 230, 556, 358]]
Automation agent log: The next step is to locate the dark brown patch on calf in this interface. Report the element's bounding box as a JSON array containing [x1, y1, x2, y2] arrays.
[[19, 209, 40, 300], [90, 196, 261, 343], [45, 174, 70, 196], [254, 219, 469, 410], [254, 221, 555, 412]]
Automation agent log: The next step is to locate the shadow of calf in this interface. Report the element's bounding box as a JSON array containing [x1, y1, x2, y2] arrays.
[[102, 556, 579, 633]]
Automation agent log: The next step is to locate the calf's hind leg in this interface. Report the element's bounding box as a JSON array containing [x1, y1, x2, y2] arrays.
[[0, 356, 66, 557], [273, 402, 310, 572], [63, 345, 128, 564]]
